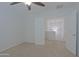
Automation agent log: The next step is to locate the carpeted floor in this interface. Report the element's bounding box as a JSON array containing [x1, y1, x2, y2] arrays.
[[0, 40, 75, 57]]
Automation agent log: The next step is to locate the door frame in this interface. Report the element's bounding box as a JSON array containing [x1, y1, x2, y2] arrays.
[[76, 10, 78, 56]]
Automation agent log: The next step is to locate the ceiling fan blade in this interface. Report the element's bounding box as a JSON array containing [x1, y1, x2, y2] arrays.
[[33, 2, 45, 7], [10, 2, 21, 5], [27, 5, 31, 10]]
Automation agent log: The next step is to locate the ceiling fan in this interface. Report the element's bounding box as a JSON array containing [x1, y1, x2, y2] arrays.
[[10, 2, 45, 10]]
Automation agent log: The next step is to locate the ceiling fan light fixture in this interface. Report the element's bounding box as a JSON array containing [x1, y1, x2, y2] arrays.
[[24, 0, 32, 6], [10, 1, 45, 11]]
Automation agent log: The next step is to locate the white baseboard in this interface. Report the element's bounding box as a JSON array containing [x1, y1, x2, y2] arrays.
[[0, 41, 24, 52]]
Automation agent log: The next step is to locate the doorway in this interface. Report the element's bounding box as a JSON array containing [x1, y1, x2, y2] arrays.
[[45, 19, 64, 41]]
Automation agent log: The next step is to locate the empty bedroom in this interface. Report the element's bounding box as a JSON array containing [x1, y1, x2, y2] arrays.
[[0, 2, 79, 57]]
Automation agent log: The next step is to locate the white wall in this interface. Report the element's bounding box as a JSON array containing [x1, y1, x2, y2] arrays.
[[24, 14, 35, 43], [64, 9, 76, 55], [0, 3, 26, 52]]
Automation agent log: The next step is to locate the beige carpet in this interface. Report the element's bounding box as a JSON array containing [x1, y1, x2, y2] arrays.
[[0, 40, 76, 57]]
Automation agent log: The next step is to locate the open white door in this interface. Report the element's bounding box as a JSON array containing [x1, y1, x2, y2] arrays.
[[64, 9, 76, 55]]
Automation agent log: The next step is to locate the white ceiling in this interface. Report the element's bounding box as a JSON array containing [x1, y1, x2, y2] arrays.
[[0, 2, 79, 13]]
